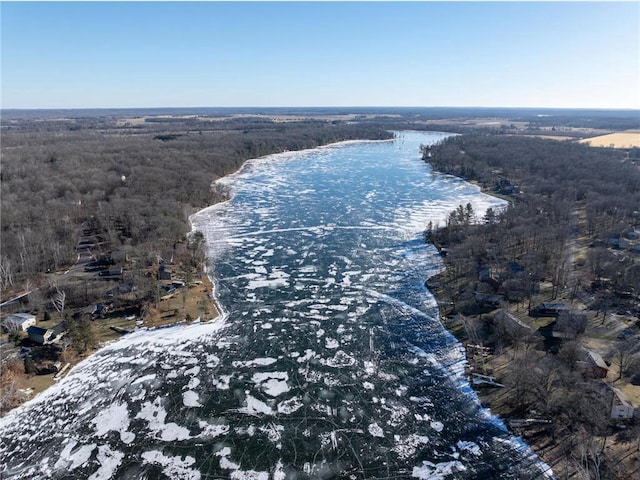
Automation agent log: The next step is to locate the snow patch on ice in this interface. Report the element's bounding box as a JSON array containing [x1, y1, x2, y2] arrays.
[[55, 441, 96, 471], [252, 372, 290, 397], [233, 357, 277, 368], [393, 434, 430, 460], [325, 337, 339, 349], [238, 395, 273, 415], [322, 350, 356, 368], [457, 440, 482, 456], [277, 396, 304, 414], [368, 422, 384, 438], [141, 450, 201, 480], [412, 460, 466, 479], [216, 446, 240, 470], [183, 390, 202, 407], [431, 421, 444, 432], [197, 420, 229, 439], [132, 373, 156, 385], [213, 375, 231, 390], [231, 470, 269, 480], [92, 402, 134, 444], [274, 460, 286, 480], [88, 445, 125, 480], [136, 397, 191, 441]]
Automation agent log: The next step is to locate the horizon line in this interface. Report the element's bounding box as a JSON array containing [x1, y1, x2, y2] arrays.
[[2, 105, 639, 112]]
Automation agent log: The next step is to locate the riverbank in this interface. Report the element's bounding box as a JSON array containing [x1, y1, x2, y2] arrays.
[[1, 271, 221, 415], [424, 134, 640, 479], [431, 277, 639, 479]]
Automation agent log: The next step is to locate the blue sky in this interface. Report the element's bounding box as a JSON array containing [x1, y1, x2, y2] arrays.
[[1, 1, 639, 109]]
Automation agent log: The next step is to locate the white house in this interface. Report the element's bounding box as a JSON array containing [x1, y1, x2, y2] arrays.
[[610, 387, 635, 420], [2, 313, 36, 332]]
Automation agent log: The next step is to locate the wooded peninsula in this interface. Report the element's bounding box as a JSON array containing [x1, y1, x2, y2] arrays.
[[1, 107, 639, 480]]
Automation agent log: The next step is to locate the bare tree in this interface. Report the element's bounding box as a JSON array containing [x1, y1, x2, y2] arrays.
[[505, 349, 540, 412], [612, 338, 639, 381], [0, 254, 14, 290], [556, 310, 588, 340], [457, 314, 483, 346], [51, 288, 66, 314], [558, 340, 582, 371]]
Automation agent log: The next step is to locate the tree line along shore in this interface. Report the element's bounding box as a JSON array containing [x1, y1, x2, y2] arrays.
[[1, 109, 639, 480], [0, 113, 394, 413], [423, 134, 640, 480]]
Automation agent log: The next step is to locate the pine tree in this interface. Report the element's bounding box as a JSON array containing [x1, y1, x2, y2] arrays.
[[24, 356, 36, 375]]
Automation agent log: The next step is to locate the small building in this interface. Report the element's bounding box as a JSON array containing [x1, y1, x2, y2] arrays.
[[610, 388, 635, 420], [158, 264, 172, 280], [478, 267, 492, 282], [474, 292, 504, 308], [494, 309, 534, 334], [495, 178, 520, 195], [27, 324, 64, 345], [99, 267, 123, 278], [83, 304, 108, 318], [160, 284, 177, 299], [83, 304, 99, 316], [586, 351, 609, 378], [623, 227, 640, 240], [477, 268, 501, 291], [531, 302, 569, 317], [2, 313, 37, 332], [117, 283, 136, 294]]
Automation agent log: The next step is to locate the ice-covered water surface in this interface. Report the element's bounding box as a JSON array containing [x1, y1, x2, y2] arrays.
[[0, 132, 552, 479]]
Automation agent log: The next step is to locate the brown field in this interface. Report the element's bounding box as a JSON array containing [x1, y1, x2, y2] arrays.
[[579, 130, 640, 148], [510, 134, 576, 141]]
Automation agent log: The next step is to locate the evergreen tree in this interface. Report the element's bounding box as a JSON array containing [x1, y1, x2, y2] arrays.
[[24, 356, 36, 375]]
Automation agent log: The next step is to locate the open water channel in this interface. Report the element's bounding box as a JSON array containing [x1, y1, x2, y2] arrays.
[[0, 131, 553, 479]]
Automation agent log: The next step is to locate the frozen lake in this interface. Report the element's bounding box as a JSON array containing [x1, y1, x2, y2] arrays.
[[0, 132, 552, 479]]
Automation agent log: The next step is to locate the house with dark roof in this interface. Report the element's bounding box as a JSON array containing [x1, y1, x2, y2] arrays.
[[158, 264, 172, 280], [99, 267, 123, 279], [27, 324, 64, 345], [531, 302, 569, 317]]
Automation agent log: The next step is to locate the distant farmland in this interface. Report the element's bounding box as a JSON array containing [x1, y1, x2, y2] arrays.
[[579, 130, 640, 148]]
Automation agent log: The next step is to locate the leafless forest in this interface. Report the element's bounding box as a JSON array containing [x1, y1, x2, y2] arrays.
[[425, 133, 640, 479]]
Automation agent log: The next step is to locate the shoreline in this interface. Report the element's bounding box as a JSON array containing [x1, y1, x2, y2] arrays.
[[187, 137, 396, 321], [0, 283, 224, 418], [2, 135, 395, 416], [422, 132, 640, 480], [420, 175, 630, 480], [214, 138, 394, 193], [425, 257, 565, 478], [418, 192, 558, 478]]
